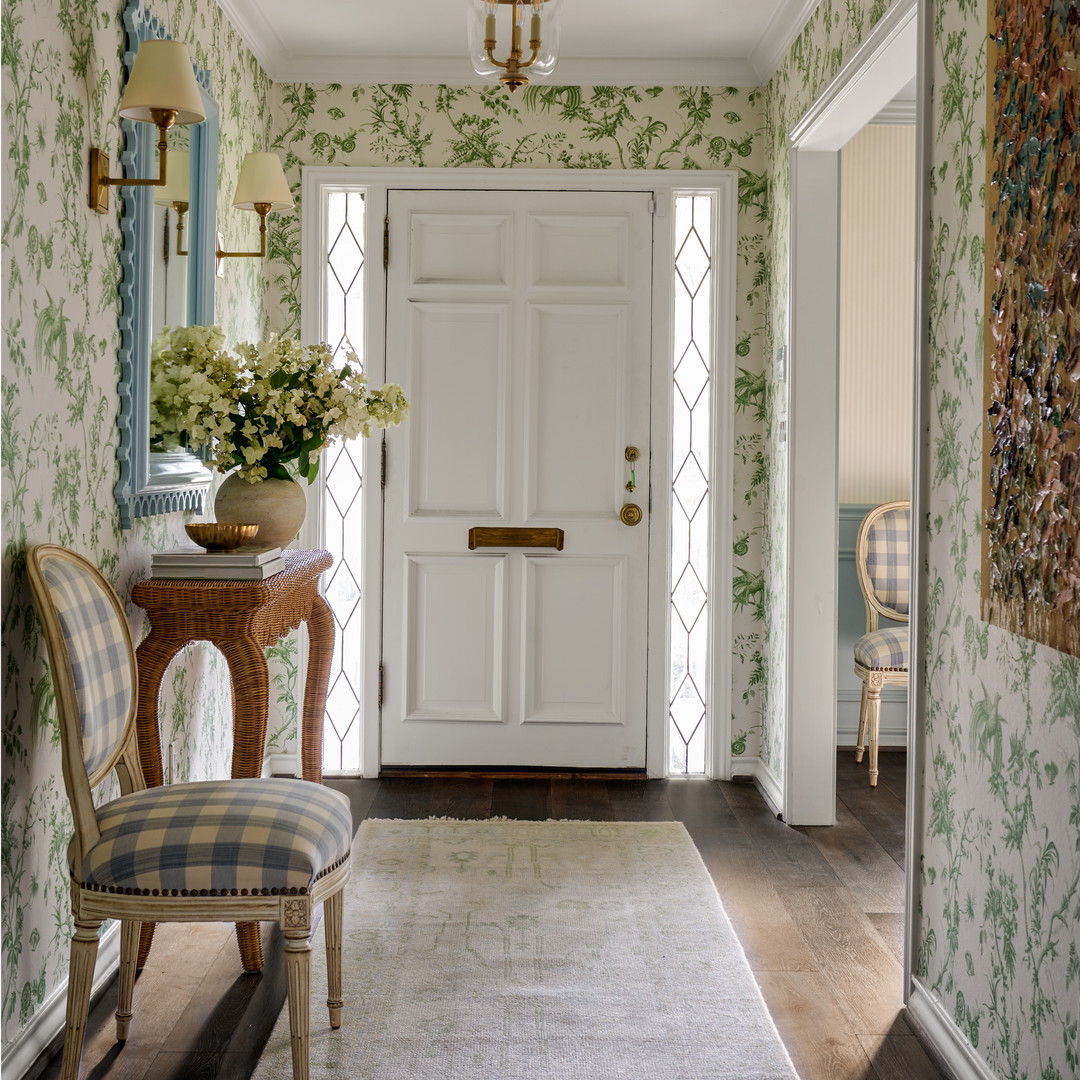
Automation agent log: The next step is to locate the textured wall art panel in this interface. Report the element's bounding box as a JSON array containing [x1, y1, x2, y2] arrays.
[[982, 0, 1080, 656]]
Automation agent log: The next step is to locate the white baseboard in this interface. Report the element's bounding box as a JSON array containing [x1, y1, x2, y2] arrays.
[[836, 689, 908, 747], [267, 752, 299, 777], [907, 980, 998, 1080], [753, 759, 785, 819], [2, 923, 120, 1080]]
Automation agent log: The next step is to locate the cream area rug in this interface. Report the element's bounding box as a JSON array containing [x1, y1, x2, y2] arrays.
[[253, 819, 800, 1079]]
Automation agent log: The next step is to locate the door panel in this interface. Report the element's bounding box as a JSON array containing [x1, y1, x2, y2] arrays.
[[405, 555, 504, 722], [409, 303, 509, 517], [382, 188, 653, 769], [522, 556, 624, 725]]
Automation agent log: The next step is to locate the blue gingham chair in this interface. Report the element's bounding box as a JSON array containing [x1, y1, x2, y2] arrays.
[[852, 502, 910, 787], [26, 545, 352, 1080]]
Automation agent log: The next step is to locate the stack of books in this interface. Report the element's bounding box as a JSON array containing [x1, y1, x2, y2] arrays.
[[150, 546, 286, 580]]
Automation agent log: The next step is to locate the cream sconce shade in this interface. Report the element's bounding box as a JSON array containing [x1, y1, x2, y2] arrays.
[[216, 152, 294, 260], [154, 149, 191, 256], [467, 0, 561, 92], [89, 39, 205, 214]]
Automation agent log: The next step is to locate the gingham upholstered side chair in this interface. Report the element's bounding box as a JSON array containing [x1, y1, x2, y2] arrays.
[[26, 545, 353, 1080], [852, 501, 911, 787]]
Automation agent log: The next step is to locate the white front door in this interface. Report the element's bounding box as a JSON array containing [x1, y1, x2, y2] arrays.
[[380, 188, 654, 769]]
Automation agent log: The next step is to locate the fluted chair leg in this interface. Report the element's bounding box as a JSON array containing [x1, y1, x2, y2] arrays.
[[866, 683, 882, 787], [324, 888, 344, 1029], [61, 919, 101, 1080], [116, 920, 141, 1041], [284, 927, 313, 1080], [855, 679, 869, 763]]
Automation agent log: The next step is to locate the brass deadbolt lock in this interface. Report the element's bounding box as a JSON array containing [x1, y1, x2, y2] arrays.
[[620, 503, 643, 527]]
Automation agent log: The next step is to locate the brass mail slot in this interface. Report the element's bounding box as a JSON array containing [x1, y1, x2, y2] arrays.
[[468, 527, 565, 551]]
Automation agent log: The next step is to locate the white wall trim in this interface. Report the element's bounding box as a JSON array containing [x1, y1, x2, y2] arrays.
[[750, 0, 823, 83], [753, 759, 785, 819], [907, 981, 997, 1080], [2, 924, 120, 1080], [302, 167, 738, 780]]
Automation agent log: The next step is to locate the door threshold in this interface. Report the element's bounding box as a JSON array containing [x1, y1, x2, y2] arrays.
[[379, 766, 649, 780]]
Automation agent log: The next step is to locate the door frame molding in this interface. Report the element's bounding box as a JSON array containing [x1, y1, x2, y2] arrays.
[[301, 167, 737, 779]]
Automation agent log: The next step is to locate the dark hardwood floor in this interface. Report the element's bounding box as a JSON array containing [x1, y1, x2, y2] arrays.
[[33, 750, 946, 1080]]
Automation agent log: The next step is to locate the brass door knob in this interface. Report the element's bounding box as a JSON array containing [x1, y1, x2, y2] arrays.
[[620, 503, 643, 526]]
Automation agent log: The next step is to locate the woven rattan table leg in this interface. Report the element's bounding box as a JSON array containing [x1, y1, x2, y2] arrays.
[[134, 631, 184, 788], [218, 635, 271, 970], [236, 921, 265, 973], [133, 631, 184, 968], [301, 595, 335, 783]]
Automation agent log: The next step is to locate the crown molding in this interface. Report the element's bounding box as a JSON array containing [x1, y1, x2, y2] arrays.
[[872, 97, 918, 124], [748, 0, 821, 82], [258, 53, 759, 88], [215, 0, 760, 86]]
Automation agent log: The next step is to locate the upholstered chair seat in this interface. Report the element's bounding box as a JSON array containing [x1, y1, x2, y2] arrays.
[[74, 779, 352, 897]]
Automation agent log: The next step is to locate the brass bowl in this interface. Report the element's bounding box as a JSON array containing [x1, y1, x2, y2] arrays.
[[184, 523, 260, 551]]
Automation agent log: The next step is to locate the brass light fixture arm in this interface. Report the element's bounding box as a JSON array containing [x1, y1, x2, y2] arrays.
[[216, 203, 271, 259], [172, 201, 189, 257], [89, 108, 178, 214]]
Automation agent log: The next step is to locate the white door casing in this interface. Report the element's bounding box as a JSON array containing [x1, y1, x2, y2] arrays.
[[381, 189, 653, 768], [300, 167, 738, 780]]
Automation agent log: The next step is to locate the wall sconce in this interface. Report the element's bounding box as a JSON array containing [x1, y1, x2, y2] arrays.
[[89, 39, 206, 214], [154, 149, 190, 256], [216, 153, 294, 260]]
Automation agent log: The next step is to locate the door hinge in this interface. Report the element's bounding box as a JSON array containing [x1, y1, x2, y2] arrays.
[[383, 215, 390, 269], [378, 662, 385, 710], [647, 197, 657, 215], [380, 436, 387, 489]]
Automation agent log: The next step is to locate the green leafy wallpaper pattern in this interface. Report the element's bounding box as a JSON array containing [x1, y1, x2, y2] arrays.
[[760, 0, 894, 781], [914, 1, 1080, 1076], [0, 0, 273, 1053], [261, 81, 775, 765]]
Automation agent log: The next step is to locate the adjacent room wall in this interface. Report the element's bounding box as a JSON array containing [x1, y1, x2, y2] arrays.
[[838, 121, 914, 505], [0, 0, 274, 1059]]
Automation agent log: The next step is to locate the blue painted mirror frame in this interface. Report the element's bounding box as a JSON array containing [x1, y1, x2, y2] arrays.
[[114, 0, 218, 528]]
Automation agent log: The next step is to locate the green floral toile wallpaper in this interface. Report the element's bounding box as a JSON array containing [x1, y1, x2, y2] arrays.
[[260, 81, 774, 766], [760, 0, 894, 781], [914, 1, 1080, 1076], [0, 0, 273, 1054]]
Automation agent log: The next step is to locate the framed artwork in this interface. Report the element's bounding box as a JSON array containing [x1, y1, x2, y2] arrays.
[[983, 0, 1079, 657]]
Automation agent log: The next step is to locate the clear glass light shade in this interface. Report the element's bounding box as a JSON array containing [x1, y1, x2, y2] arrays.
[[232, 152, 294, 211], [467, 0, 561, 86], [118, 39, 206, 126], [153, 150, 190, 206]]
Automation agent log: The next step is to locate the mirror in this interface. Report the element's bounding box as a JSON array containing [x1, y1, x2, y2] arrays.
[[115, 0, 218, 528]]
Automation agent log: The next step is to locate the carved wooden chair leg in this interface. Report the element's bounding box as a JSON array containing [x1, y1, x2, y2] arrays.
[[61, 918, 102, 1080], [865, 680, 883, 787], [324, 888, 344, 1029], [283, 898, 313, 1080], [855, 677, 869, 763], [116, 920, 141, 1041]]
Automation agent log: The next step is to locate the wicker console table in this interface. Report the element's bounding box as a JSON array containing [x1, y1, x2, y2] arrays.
[[131, 548, 334, 971]]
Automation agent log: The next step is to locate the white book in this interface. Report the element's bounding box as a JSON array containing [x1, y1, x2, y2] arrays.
[[150, 557, 287, 581], [152, 545, 283, 567]]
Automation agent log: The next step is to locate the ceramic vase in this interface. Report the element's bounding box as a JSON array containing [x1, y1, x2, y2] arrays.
[[214, 472, 307, 549]]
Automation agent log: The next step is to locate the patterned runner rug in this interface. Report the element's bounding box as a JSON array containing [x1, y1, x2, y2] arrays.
[[253, 818, 799, 1079]]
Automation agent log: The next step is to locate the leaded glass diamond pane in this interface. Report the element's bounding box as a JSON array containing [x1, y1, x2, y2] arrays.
[[669, 194, 713, 776], [321, 190, 366, 775]]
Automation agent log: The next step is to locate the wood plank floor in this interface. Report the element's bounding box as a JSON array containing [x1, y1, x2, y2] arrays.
[[32, 750, 946, 1080]]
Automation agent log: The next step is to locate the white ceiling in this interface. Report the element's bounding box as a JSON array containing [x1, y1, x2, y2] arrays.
[[215, 0, 822, 86]]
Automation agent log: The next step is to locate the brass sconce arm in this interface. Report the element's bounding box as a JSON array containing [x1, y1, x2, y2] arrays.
[[90, 108, 178, 214], [216, 203, 272, 259]]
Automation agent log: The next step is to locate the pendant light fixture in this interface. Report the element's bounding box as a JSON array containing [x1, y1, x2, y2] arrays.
[[467, 0, 562, 92]]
